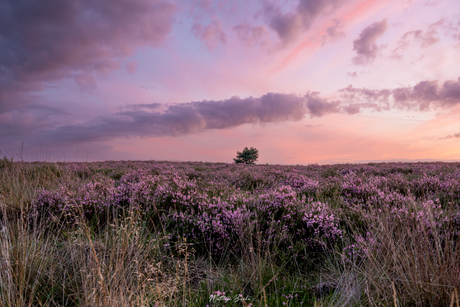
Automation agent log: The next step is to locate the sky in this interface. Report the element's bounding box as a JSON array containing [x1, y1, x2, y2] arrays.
[[0, 0, 459, 164]]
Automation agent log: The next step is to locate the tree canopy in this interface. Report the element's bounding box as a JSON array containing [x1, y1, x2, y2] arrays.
[[233, 147, 259, 164]]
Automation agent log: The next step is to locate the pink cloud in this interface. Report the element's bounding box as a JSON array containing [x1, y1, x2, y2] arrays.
[[271, 0, 388, 73], [323, 19, 346, 43], [335, 77, 460, 111], [191, 20, 227, 50], [339, 85, 391, 105], [440, 132, 460, 139], [75, 72, 97, 91], [7, 76, 460, 151], [35, 93, 308, 145], [391, 19, 446, 59], [0, 0, 176, 112], [1, 0, 459, 164], [393, 77, 460, 110], [233, 24, 269, 47], [347, 71, 358, 77], [304, 92, 341, 117], [264, 0, 344, 46], [352, 18, 388, 65], [125, 60, 139, 75]]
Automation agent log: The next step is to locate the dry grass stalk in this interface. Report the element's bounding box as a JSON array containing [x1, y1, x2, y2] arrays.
[[392, 281, 398, 307], [450, 287, 460, 307]]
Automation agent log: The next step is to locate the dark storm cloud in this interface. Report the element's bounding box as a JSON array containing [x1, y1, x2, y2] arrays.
[[264, 0, 344, 45], [0, 0, 176, 112], [352, 19, 388, 65]]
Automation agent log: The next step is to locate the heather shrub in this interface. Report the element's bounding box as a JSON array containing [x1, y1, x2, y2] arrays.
[[164, 202, 241, 258], [316, 177, 342, 201], [231, 168, 267, 191], [31, 175, 118, 228], [156, 184, 344, 261], [113, 171, 165, 211], [284, 173, 319, 198], [321, 167, 338, 178], [251, 186, 343, 262], [31, 185, 77, 226], [340, 173, 383, 205], [383, 173, 411, 196], [97, 167, 125, 180]]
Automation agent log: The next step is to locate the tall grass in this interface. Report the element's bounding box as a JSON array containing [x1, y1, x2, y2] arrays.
[[347, 200, 460, 306], [0, 216, 57, 306], [321, 198, 460, 306]]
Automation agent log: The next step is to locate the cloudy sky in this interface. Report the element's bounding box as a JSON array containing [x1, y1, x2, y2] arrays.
[[1, 0, 459, 163]]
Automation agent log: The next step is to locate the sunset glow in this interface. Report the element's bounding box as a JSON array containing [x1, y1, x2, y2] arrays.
[[1, 0, 459, 163]]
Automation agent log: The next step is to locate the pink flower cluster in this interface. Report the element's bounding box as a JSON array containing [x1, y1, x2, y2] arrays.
[[29, 160, 460, 260]]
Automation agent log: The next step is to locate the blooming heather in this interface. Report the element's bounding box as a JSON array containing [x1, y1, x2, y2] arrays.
[[31, 161, 460, 259]]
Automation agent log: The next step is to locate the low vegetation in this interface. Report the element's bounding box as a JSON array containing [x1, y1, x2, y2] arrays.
[[1, 159, 459, 306]]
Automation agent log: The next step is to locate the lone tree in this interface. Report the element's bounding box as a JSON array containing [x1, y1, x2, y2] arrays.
[[234, 147, 259, 164]]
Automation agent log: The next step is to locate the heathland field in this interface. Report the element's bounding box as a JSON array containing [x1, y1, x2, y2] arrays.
[[1, 159, 459, 306]]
